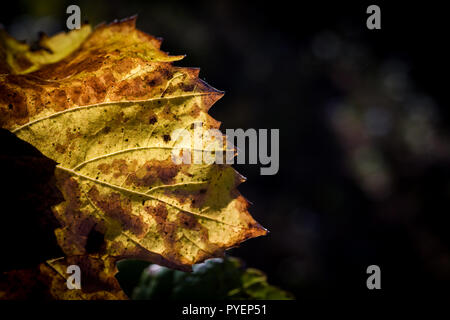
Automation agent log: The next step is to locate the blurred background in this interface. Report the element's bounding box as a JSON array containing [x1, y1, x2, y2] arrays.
[[1, 0, 449, 299]]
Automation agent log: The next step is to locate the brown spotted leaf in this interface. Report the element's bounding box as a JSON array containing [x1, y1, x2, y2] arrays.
[[0, 255, 127, 300], [0, 16, 266, 279]]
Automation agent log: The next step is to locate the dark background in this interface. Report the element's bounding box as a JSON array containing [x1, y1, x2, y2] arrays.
[[1, 0, 449, 299]]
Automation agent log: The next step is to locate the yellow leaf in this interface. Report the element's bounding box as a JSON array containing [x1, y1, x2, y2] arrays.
[[0, 16, 267, 275], [0, 25, 92, 75], [0, 256, 127, 300]]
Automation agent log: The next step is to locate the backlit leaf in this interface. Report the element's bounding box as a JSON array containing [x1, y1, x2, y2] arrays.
[[0, 17, 267, 298]]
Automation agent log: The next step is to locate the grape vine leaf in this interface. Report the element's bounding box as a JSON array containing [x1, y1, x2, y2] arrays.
[[0, 16, 267, 298]]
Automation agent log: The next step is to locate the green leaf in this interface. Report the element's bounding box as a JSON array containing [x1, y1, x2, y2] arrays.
[[127, 257, 294, 300]]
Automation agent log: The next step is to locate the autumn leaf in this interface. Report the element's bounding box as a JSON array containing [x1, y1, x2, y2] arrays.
[[0, 255, 126, 300], [0, 16, 267, 298], [0, 25, 92, 75]]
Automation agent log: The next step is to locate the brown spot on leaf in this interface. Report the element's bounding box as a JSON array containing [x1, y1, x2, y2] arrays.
[[149, 115, 157, 124], [68, 86, 83, 105], [88, 187, 146, 237], [144, 74, 163, 87], [191, 188, 208, 209], [180, 82, 195, 92], [68, 52, 105, 75], [127, 159, 180, 186], [86, 76, 107, 102], [114, 57, 135, 75], [54, 143, 67, 154], [101, 69, 116, 87], [145, 203, 168, 224], [112, 159, 129, 178], [97, 163, 111, 175], [65, 127, 81, 140], [177, 212, 201, 230], [50, 89, 68, 111], [0, 84, 28, 126], [190, 103, 201, 117]]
